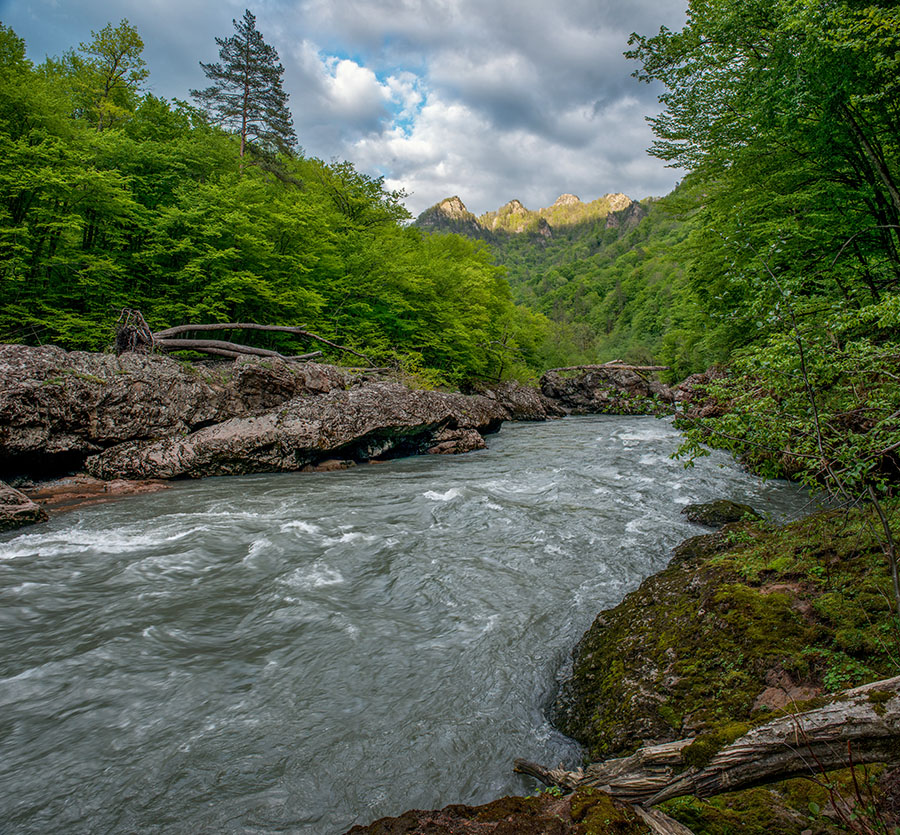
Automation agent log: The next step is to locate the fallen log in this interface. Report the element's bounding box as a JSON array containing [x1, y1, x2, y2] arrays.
[[114, 310, 366, 363], [152, 322, 372, 362], [516, 674, 900, 807], [153, 337, 322, 362], [546, 362, 670, 373]]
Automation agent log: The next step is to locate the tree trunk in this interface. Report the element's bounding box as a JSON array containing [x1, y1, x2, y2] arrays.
[[516, 675, 900, 807]]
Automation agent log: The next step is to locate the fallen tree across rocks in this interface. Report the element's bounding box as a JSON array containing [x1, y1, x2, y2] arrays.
[[516, 674, 900, 807], [114, 309, 369, 363]]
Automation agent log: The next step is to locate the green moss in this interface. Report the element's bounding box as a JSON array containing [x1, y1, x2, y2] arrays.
[[569, 788, 652, 834], [868, 689, 893, 716], [558, 499, 900, 779], [682, 722, 751, 769]]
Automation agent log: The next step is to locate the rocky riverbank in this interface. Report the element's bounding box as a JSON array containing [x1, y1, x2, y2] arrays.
[[0, 345, 674, 531], [348, 504, 900, 835]]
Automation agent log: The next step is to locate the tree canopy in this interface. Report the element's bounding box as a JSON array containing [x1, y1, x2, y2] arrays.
[[0, 21, 555, 385], [627, 0, 900, 560], [191, 9, 296, 158]]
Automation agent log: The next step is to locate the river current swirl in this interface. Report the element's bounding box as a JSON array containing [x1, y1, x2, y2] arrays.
[[0, 416, 813, 833]]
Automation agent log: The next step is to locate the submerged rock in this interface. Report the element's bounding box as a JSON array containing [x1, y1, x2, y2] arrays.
[[21, 473, 171, 513], [0, 480, 49, 531], [682, 499, 762, 528], [84, 382, 506, 480], [539, 367, 673, 415]]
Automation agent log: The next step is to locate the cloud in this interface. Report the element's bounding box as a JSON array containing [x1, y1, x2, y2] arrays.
[[3, 0, 689, 215]]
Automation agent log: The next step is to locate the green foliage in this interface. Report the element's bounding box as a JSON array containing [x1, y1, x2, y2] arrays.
[[627, 0, 900, 530], [191, 9, 296, 158], [0, 22, 542, 385], [428, 192, 715, 378]]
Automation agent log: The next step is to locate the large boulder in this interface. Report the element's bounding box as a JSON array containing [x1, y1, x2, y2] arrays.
[[0, 480, 49, 532], [672, 366, 728, 419], [540, 367, 673, 415], [84, 382, 506, 480], [0, 345, 347, 474], [470, 380, 566, 421]]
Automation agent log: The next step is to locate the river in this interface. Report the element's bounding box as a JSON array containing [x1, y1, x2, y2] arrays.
[[0, 416, 812, 833]]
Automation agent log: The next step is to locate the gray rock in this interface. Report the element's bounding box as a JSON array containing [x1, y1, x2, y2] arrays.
[[0, 480, 48, 532], [472, 381, 565, 421], [682, 499, 762, 528], [0, 345, 347, 471], [84, 382, 506, 480], [540, 367, 673, 415]]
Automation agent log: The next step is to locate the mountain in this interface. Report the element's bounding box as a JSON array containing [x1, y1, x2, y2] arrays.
[[415, 189, 704, 375], [414, 192, 647, 241]]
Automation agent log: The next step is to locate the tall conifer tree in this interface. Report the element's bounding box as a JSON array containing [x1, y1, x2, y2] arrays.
[[191, 10, 296, 158]]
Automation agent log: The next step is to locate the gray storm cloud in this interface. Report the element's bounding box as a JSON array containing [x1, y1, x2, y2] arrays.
[[2, 0, 687, 215]]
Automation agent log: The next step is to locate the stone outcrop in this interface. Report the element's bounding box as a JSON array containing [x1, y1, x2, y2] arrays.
[[470, 380, 566, 421], [0, 344, 347, 472], [0, 345, 517, 485], [344, 788, 659, 834], [539, 367, 673, 415], [82, 382, 506, 480], [671, 366, 728, 420], [0, 480, 49, 531], [20, 474, 171, 513]]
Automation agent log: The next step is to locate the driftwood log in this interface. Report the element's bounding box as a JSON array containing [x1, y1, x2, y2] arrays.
[[114, 310, 370, 364], [516, 675, 900, 806], [546, 361, 670, 373]]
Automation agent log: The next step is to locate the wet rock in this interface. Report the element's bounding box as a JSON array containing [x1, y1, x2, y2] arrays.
[[0, 480, 49, 531], [344, 788, 652, 834], [552, 524, 810, 760], [299, 459, 356, 472], [682, 499, 762, 528], [0, 346, 355, 475], [540, 367, 673, 415], [426, 427, 486, 454], [22, 473, 170, 513], [474, 380, 566, 421], [84, 382, 506, 480]]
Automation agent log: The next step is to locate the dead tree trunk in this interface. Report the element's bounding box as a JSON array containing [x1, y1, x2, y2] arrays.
[[516, 675, 900, 807], [114, 311, 369, 364]]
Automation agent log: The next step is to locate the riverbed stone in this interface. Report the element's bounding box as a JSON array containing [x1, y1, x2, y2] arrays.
[[0, 480, 49, 531], [539, 366, 673, 415], [682, 499, 762, 528], [471, 380, 566, 421], [83, 382, 506, 480]]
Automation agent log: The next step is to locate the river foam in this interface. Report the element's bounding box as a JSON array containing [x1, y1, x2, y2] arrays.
[[0, 416, 812, 834]]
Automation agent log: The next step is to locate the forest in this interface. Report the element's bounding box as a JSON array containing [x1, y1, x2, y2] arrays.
[[0, 17, 553, 386]]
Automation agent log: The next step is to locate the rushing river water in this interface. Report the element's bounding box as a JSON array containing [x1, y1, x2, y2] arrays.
[[0, 416, 813, 834]]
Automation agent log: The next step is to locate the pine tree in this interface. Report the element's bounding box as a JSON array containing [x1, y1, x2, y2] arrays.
[[191, 9, 296, 158]]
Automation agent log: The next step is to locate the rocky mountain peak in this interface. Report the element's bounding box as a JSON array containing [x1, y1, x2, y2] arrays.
[[500, 199, 528, 214], [552, 193, 581, 207], [437, 196, 471, 218], [603, 193, 633, 213]]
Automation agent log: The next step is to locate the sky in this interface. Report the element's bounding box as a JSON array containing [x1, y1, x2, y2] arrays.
[[0, 0, 688, 217]]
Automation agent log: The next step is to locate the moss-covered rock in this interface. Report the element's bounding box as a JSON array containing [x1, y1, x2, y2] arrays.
[[344, 787, 654, 834], [555, 503, 900, 834], [681, 499, 762, 528], [554, 506, 899, 762]]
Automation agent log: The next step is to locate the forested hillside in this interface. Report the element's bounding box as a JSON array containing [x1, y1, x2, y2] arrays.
[[416, 192, 710, 376], [630, 0, 900, 519], [0, 21, 553, 385]]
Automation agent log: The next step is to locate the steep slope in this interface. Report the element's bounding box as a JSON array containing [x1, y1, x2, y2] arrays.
[[415, 191, 709, 376]]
